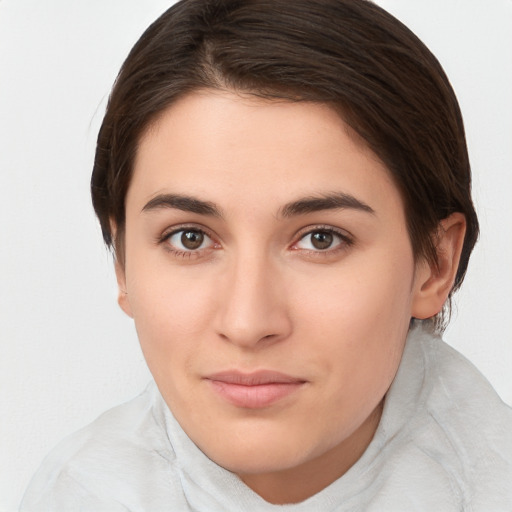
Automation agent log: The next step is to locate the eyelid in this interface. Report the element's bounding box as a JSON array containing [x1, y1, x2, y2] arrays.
[[293, 224, 353, 243], [159, 223, 216, 242]]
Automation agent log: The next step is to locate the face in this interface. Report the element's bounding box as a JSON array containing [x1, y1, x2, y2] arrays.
[[118, 90, 432, 500]]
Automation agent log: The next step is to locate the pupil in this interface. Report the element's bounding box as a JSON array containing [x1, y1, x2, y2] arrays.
[[181, 230, 204, 250], [311, 231, 333, 250]]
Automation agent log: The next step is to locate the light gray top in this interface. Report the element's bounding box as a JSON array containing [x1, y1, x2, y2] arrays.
[[20, 325, 512, 511]]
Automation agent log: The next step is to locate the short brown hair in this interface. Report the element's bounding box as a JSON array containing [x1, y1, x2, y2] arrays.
[[91, 0, 479, 330]]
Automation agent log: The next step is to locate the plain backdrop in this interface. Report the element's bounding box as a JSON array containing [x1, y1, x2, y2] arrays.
[[1, 1, 511, 510]]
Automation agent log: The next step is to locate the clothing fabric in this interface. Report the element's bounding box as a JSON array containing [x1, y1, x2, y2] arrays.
[[20, 325, 512, 511]]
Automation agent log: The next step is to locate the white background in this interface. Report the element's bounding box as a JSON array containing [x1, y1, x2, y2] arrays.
[[0, 1, 511, 510]]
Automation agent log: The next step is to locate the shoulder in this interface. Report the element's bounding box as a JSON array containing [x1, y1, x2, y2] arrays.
[[422, 331, 512, 440], [411, 328, 512, 507], [371, 326, 512, 509], [20, 382, 186, 511]]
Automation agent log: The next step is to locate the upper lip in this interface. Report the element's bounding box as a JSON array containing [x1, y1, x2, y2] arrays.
[[205, 370, 305, 386]]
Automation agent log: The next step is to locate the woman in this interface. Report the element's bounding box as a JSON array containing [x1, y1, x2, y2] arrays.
[[21, 0, 512, 509]]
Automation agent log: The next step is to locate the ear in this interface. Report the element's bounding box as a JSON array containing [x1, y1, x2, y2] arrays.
[[110, 218, 133, 318], [114, 259, 133, 318], [411, 212, 467, 320]]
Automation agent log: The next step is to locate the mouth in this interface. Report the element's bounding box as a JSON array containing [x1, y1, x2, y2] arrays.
[[204, 370, 306, 409]]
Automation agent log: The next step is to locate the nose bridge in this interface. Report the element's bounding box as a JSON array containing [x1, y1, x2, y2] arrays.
[[215, 247, 290, 348]]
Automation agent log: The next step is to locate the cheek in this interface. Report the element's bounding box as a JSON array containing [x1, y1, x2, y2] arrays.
[[296, 244, 415, 332], [293, 246, 415, 392], [125, 261, 218, 364]]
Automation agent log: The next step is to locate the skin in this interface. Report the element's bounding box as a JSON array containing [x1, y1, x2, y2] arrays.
[[115, 90, 466, 504]]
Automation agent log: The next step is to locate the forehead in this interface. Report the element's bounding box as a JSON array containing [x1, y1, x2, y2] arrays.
[[129, 90, 402, 218]]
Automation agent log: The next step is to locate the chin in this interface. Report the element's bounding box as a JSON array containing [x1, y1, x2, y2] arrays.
[[196, 422, 325, 475], [214, 447, 308, 476]]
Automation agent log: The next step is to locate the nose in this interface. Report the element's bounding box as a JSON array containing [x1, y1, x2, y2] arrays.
[[214, 253, 292, 349]]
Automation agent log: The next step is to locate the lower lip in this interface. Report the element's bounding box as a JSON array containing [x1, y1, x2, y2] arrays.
[[207, 380, 304, 409]]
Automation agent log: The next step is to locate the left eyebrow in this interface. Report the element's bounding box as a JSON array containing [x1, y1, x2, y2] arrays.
[[279, 192, 375, 218]]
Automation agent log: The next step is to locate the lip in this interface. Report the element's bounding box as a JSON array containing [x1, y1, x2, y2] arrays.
[[204, 370, 306, 409]]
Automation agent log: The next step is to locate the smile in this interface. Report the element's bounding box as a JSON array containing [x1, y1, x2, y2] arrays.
[[204, 370, 306, 409]]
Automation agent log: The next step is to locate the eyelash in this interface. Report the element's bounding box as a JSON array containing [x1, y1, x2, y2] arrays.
[[291, 225, 353, 258], [157, 224, 353, 260], [158, 224, 218, 259]]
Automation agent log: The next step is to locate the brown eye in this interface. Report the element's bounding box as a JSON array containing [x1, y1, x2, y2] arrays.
[[181, 230, 204, 250], [166, 228, 214, 252], [310, 231, 333, 250], [295, 228, 349, 252]]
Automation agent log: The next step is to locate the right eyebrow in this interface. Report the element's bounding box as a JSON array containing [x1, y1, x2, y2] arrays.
[[141, 193, 223, 218]]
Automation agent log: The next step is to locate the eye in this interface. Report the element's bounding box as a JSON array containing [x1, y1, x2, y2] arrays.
[[165, 228, 215, 252], [295, 228, 349, 251]]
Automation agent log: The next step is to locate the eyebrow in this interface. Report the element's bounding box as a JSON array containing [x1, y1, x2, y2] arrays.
[[141, 193, 223, 217], [141, 191, 375, 219], [279, 192, 375, 218]]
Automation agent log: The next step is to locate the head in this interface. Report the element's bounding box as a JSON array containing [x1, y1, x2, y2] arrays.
[[91, 0, 478, 503], [92, 0, 478, 330]]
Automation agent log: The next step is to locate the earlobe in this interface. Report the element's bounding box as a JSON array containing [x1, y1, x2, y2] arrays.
[[114, 259, 133, 318], [411, 212, 467, 320], [110, 219, 133, 318]]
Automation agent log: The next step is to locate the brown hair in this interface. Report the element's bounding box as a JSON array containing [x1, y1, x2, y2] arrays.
[[91, 0, 479, 330]]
